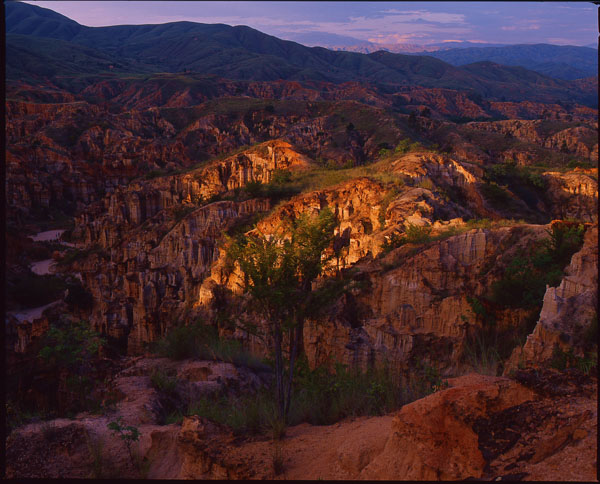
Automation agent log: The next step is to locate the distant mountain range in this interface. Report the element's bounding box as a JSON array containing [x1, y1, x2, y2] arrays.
[[280, 32, 508, 54], [425, 44, 598, 80], [5, 2, 598, 107], [284, 36, 597, 81], [281, 33, 597, 81]]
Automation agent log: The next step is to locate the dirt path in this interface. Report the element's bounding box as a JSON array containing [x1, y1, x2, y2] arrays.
[[30, 259, 55, 276], [7, 299, 63, 323], [29, 230, 65, 242]]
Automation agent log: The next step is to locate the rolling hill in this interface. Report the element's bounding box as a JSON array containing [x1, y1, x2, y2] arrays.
[[5, 2, 598, 106]]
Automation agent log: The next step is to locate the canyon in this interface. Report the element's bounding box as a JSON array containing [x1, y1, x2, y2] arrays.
[[4, 3, 598, 480]]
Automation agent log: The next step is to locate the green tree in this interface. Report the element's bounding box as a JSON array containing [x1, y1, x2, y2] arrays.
[[226, 208, 337, 421], [38, 319, 106, 412]]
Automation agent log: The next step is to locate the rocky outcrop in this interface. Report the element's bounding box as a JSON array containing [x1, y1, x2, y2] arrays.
[[542, 171, 598, 222], [77, 199, 270, 353], [5, 356, 267, 479], [505, 224, 598, 372], [362, 374, 536, 479], [7, 368, 596, 480], [302, 225, 548, 373], [74, 140, 310, 245], [393, 88, 489, 119], [489, 100, 598, 122], [466, 119, 598, 162]]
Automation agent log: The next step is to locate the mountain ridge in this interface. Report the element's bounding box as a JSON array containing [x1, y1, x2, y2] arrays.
[[5, 2, 598, 107]]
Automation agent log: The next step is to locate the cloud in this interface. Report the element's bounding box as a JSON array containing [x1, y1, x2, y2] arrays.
[[367, 32, 431, 44], [378, 9, 466, 23], [501, 23, 541, 31], [141, 11, 471, 42]]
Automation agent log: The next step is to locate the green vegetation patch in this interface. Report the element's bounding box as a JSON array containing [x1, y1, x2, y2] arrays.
[[488, 222, 585, 309], [150, 320, 267, 370], [178, 357, 443, 436]]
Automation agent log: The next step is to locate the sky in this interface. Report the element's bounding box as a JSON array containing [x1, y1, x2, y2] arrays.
[[22, 1, 598, 47]]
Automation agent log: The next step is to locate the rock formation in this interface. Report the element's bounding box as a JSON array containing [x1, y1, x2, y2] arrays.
[[505, 224, 598, 372]]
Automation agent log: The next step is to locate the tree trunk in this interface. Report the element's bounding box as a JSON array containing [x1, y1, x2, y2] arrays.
[[284, 321, 301, 419], [274, 327, 284, 420]]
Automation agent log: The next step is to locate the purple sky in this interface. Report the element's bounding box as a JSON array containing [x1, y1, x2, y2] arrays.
[[23, 1, 598, 47]]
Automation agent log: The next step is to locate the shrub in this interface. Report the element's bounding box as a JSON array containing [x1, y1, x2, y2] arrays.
[[186, 357, 437, 435], [107, 417, 146, 476], [550, 346, 598, 375], [404, 223, 433, 244], [462, 328, 501, 376], [378, 189, 399, 229], [65, 280, 94, 310], [481, 181, 511, 204], [150, 369, 178, 395], [145, 169, 166, 180], [395, 139, 412, 153], [85, 432, 107, 479], [271, 169, 292, 185], [489, 223, 585, 309], [244, 180, 264, 198], [417, 178, 435, 190], [39, 320, 105, 369], [38, 320, 106, 413], [5, 401, 44, 434], [171, 204, 196, 222], [151, 321, 267, 370], [272, 442, 285, 476], [381, 223, 433, 253], [567, 159, 593, 169]]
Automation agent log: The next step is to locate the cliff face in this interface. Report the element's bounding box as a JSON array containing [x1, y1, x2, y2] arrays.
[[77, 199, 269, 353], [67, 137, 597, 366], [542, 171, 598, 222], [505, 224, 598, 372], [74, 140, 310, 245], [302, 225, 547, 373], [466, 119, 598, 162], [489, 100, 597, 122]]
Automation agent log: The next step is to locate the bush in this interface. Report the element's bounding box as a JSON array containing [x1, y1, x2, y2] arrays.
[[38, 320, 106, 414], [145, 169, 166, 180], [567, 159, 593, 169], [404, 224, 433, 244], [378, 188, 400, 229], [381, 223, 433, 253], [550, 346, 597, 375], [395, 139, 412, 153], [244, 180, 264, 198], [172, 204, 196, 222], [150, 369, 178, 395], [271, 169, 292, 185], [489, 223, 585, 309], [186, 357, 439, 435], [65, 280, 94, 310], [417, 178, 435, 190], [151, 321, 267, 370]]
